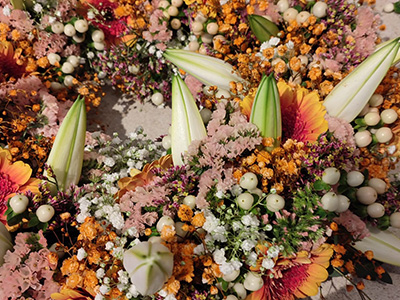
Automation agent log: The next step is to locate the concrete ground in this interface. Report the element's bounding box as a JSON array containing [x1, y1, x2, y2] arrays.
[[87, 1, 400, 299]]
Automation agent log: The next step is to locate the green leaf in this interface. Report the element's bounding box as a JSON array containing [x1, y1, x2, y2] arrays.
[[248, 14, 279, 43], [313, 180, 331, 191], [7, 213, 24, 226], [28, 215, 40, 228], [394, 1, 400, 13]]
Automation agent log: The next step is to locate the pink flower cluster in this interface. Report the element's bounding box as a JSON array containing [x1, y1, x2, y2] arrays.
[[0, 231, 59, 300], [142, 9, 173, 43], [186, 101, 262, 208], [334, 210, 370, 240]]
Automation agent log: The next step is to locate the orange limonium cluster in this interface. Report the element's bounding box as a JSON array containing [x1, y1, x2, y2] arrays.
[[234, 139, 307, 194], [57, 217, 124, 299]]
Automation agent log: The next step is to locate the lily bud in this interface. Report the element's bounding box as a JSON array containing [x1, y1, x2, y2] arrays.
[[248, 14, 280, 43], [0, 223, 12, 266], [164, 49, 245, 91], [123, 242, 174, 296], [323, 37, 400, 122], [171, 75, 206, 166], [45, 96, 86, 190], [354, 226, 400, 267], [250, 74, 282, 149]]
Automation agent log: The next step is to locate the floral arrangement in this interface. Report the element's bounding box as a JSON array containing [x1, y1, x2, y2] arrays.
[[1, 0, 400, 300]]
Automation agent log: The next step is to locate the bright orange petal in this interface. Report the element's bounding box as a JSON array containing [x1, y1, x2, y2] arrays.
[[297, 277, 319, 296], [1, 160, 32, 186], [0, 149, 12, 170], [19, 178, 41, 194]]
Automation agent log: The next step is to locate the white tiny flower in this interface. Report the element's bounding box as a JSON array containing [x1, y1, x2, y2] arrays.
[[55, 11, 62, 17], [87, 11, 95, 19], [33, 3, 43, 13], [105, 241, 114, 250], [267, 246, 280, 258], [269, 37, 280, 46], [77, 248, 87, 261], [99, 285, 110, 295], [2, 5, 11, 16], [156, 51, 163, 59], [96, 268, 106, 279], [193, 244, 205, 255], [241, 239, 256, 252], [262, 258, 275, 270], [286, 40, 294, 49], [95, 294, 104, 300], [48, 16, 56, 24], [112, 137, 122, 144], [215, 190, 224, 199], [213, 249, 226, 264], [103, 157, 115, 167]]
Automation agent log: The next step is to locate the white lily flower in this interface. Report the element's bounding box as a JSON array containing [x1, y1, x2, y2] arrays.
[[354, 226, 400, 267], [323, 37, 400, 122], [170, 75, 206, 166], [164, 49, 245, 91], [45, 96, 86, 190], [123, 242, 174, 296]]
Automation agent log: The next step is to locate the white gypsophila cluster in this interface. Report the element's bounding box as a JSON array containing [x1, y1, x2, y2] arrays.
[[241, 214, 260, 227], [203, 211, 228, 244], [96, 268, 105, 279], [158, 289, 177, 300], [213, 248, 242, 276]]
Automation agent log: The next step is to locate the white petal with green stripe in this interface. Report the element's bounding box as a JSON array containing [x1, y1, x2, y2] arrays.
[[45, 96, 86, 190], [171, 75, 207, 166], [123, 241, 174, 296], [323, 37, 400, 122], [250, 73, 282, 149], [0, 223, 12, 266], [164, 49, 245, 91], [354, 226, 400, 267]]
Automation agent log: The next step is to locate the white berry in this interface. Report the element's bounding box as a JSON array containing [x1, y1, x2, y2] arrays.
[[266, 194, 285, 212], [9, 194, 29, 214], [162, 135, 171, 150], [356, 186, 377, 205], [206, 22, 219, 35], [321, 192, 339, 212], [170, 18, 181, 30], [200, 108, 212, 124], [63, 23, 76, 37], [223, 269, 240, 282], [283, 8, 298, 22], [364, 112, 380, 126], [167, 5, 179, 17], [383, 3, 394, 13], [243, 272, 263, 291], [94, 42, 105, 51], [354, 131, 372, 148], [156, 215, 175, 232], [183, 195, 196, 209], [233, 283, 247, 300], [151, 92, 164, 106], [91, 30, 105, 43], [226, 296, 238, 300], [312, 1, 328, 18], [346, 171, 364, 187], [215, 89, 231, 99], [74, 19, 89, 33], [375, 127, 393, 143], [390, 212, 400, 228], [239, 172, 258, 190], [276, 0, 289, 13], [368, 178, 387, 194], [61, 62, 74, 74], [67, 55, 80, 68], [381, 109, 398, 124], [335, 195, 350, 213], [63, 75, 75, 87], [47, 53, 61, 65], [36, 205, 55, 223], [171, 0, 183, 7], [369, 94, 384, 107], [51, 22, 64, 34], [367, 203, 385, 218], [237, 193, 254, 210], [296, 11, 310, 24], [322, 167, 340, 185]]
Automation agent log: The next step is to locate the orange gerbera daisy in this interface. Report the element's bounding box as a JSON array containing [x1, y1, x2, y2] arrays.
[[51, 288, 93, 300], [240, 81, 328, 143], [278, 81, 328, 143], [246, 244, 333, 300], [0, 148, 40, 223]]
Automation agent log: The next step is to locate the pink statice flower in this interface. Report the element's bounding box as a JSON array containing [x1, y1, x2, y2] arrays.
[[142, 8, 172, 43], [334, 210, 370, 240], [325, 114, 356, 148], [33, 31, 67, 58], [0, 231, 59, 300]]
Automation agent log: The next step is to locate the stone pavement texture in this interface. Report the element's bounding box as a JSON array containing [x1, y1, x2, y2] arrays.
[[88, 1, 400, 299]]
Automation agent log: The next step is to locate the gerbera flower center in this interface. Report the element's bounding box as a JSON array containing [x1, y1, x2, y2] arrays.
[[0, 171, 17, 206]]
